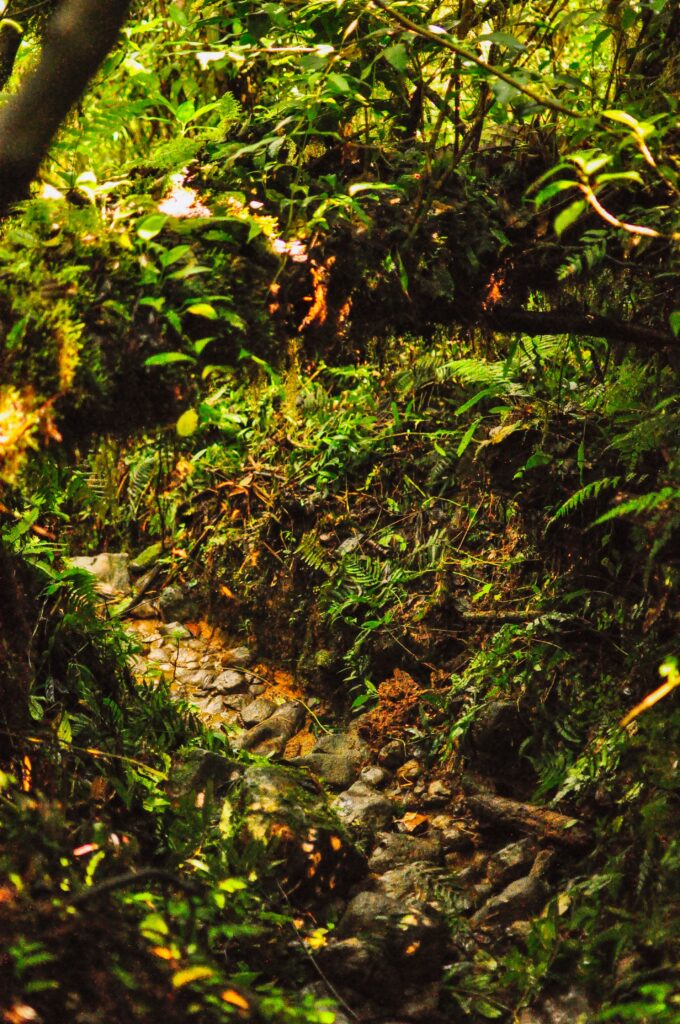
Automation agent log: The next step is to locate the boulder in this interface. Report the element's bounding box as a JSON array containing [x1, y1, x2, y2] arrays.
[[323, 890, 449, 994], [473, 875, 547, 926], [299, 729, 369, 790], [369, 831, 442, 874], [70, 552, 131, 598], [241, 764, 365, 901], [487, 838, 537, 888], [237, 701, 305, 756], [469, 700, 527, 770], [158, 584, 198, 622], [220, 646, 253, 668], [334, 780, 395, 832], [211, 669, 247, 694], [240, 698, 276, 727]]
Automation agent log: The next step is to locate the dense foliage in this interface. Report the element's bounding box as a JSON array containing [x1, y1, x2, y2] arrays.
[[0, 2, 678, 1022]]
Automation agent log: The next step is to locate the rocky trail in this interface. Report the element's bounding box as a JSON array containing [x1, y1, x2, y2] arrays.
[[78, 545, 591, 1024]]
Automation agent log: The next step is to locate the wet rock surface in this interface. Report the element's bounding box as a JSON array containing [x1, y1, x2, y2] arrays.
[[125, 598, 565, 1023]]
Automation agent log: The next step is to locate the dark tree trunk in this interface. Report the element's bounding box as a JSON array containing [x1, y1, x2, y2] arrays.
[[0, 0, 130, 215]]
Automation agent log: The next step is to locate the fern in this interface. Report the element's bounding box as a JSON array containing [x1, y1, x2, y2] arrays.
[[547, 476, 621, 527], [591, 487, 680, 526], [297, 531, 331, 575]]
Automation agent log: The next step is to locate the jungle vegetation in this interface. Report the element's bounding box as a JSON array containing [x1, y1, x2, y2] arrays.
[[0, 1, 678, 1022]]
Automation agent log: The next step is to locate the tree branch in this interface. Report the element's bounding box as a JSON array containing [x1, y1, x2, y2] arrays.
[[0, 0, 130, 215], [485, 307, 675, 350]]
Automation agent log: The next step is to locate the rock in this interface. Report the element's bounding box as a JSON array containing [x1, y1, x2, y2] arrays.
[[518, 988, 592, 1024], [329, 890, 448, 987], [398, 759, 422, 783], [159, 621, 191, 640], [223, 693, 250, 711], [238, 702, 305, 756], [70, 552, 131, 598], [211, 670, 247, 694], [378, 739, 407, 769], [334, 780, 394, 832], [487, 838, 537, 887], [220, 646, 253, 668], [369, 831, 442, 873], [424, 779, 452, 807], [248, 683, 266, 696], [473, 875, 547, 926], [240, 698, 276, 727], [158, 584, 198, 623], [359, 765, 388, 788], [193, 694, 223, 716], [469, 700, 527, 769], [167, 748, 236, 800], [432, 819, 475, 853], [129, 542, 164, 573], [375, 861, 439, 901], [131, 599, 159, 619], [241, 764, 365, 900], [188, 669, 215, 690], [300, 729, 369, 790]]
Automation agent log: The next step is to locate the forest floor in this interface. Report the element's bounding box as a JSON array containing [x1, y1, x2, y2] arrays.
[[1, 332, 678, 1024]]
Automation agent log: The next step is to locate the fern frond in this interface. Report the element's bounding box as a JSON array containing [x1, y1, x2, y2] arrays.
[[547, 476, 621, 527], [297, 531, 331, 575], [591, 487, 680, 527]]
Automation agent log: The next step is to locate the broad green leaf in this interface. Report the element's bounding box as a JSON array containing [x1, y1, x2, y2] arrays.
[[328, 72, 351, 93], [137, 214, 168, 240], [479, 32, 525, 51], [175, 101, 195, 125], [554, 199, 586, 236], [670, 311, 680, 337], [535, 180, 576, 208], [176, 409, 199, 437], [57, 713, 72, 744], [383, 43, 408, 72], [186, 303, 218, 319], [159, 244, 191, 268], [144, 352, 194, 366]]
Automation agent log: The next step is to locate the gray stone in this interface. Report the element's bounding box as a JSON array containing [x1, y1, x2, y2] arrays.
[[331, 890, 448, 984], [158, 584, 198, 623], [248, 683, 266, 696], [334, 780, 394, 832], [300, 729, 369, 790], [359, 765, 389, 788], [131, 599, 159, 619], [240, 698, 276, 727], [375, 861, 439, 901], [211, 670, 247, 694], [487, 838, 536, 887], [519, 988, 591, 1024], [221, 646, 253, 668], [473, 875, 547, 925], [469, 700, 527, 768], [159, 621, 191, 640], [369, 831, 442, 874], [192, 694, 224, 716], [378, 739, 407, 769], [424, 779, 452, 807], [238, 701, 305, 756], [70, 552, 131, 598]]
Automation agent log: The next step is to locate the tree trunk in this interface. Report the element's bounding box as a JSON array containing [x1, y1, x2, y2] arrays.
[[0, 0, 130, 215]]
